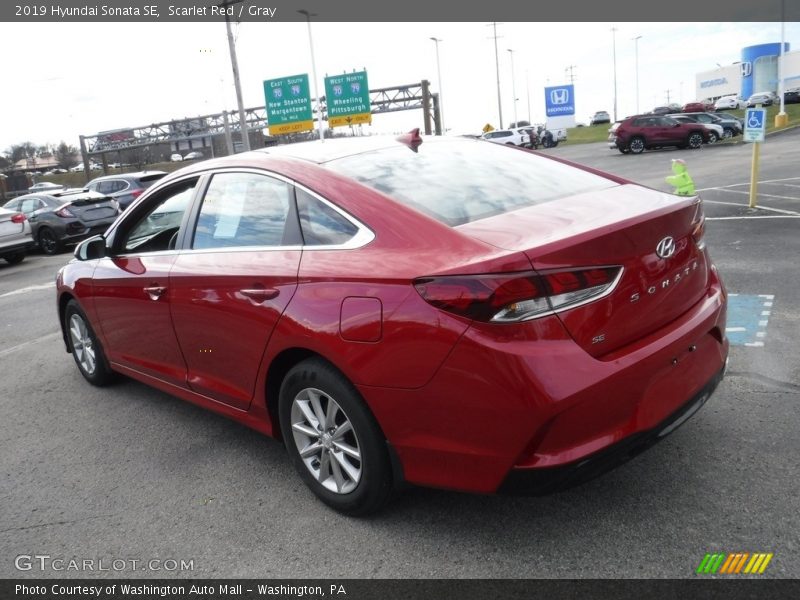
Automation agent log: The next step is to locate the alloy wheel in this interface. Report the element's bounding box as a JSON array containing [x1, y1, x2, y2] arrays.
[[69, 313, 96, 375], [290, 387, 362, 494]]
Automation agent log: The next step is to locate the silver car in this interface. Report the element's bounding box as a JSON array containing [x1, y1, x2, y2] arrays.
[[0, 206, 35, 265]]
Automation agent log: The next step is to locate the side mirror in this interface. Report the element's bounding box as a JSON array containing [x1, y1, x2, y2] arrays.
[[74, 235, 107, 261]]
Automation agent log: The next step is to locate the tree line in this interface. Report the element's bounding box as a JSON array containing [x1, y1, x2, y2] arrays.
[[1, 141, 79, 171]]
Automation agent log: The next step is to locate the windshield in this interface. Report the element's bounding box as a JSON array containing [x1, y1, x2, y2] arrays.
[[328, 140, 617, 227]]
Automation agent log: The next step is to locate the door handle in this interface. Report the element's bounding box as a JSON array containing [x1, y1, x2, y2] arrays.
[[144, 286, 166, 301], [239, 288, 279, 302]]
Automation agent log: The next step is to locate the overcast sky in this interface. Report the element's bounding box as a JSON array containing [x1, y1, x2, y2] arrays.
[[1, 20, 797, 151]]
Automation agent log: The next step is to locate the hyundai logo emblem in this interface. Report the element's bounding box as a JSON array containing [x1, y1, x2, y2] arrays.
[[550, 89, 569, 105], [656, 236, 676, 259]]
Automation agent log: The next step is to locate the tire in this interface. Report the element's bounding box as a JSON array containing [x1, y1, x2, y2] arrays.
[[38, 227, 61, 255], [628, 136, 646, 154], [3, 251, 25, 265], [279, 358, 393, 515], [706, 131, 719, 144], [64, 299, 115, 386], [723, 128, 733, 139], [688, 132, 704, 149], [618, 147, 630, 154]]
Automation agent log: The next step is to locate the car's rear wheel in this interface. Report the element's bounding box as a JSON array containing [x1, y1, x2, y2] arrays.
[[722, 128, 733, 139], [3, 251, 25, 265], [706, 131, 719, 144], [688, 132, 704, 149], [628, 136, 645, 154], [38, 228, 61, 255], [279, 358, 393, 515], [65, 300, 115, 386]]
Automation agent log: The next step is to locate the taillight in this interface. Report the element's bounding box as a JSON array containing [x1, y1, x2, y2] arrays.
[[414, 267, 622, 323], [11, 213, 26, 223], [55, 207, 75, 218], [130, 189, 144, 200], [692, 202, 706, 250]]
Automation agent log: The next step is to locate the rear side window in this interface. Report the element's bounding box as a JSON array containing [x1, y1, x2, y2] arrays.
[[328, 140, 616, 227], [296, 189, 358, 246], [138, 173, 167, 189], [193, 172, 291, 249]]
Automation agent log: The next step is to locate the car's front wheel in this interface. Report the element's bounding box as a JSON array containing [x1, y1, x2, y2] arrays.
[[707, 131, 719, 144], [279, 358, 393, 515], [65, 300, 115, 386], [688, 132, 704, 149], [3, 251, 25, 265], [628, 136, 646, 154]]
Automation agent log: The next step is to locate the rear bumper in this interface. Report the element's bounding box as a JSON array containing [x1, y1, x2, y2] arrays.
[[497, 364, 725, 495], [362, 273, 728, 494]]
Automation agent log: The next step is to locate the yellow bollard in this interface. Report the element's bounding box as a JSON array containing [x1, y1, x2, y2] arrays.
[[749, 141, 761, 208], [775, 113, 789, 128]]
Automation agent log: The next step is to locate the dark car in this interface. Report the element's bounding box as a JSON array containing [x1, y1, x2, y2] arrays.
[[3, 189, 120, 255], [55, 134, 727, 514], [608, 115, 708, 154], [710, 112, 744, 135], [670, 112, 740, 139], [785, 90, 800, 104], [682, 101, 715, 113], [85, 171, 167, 211]]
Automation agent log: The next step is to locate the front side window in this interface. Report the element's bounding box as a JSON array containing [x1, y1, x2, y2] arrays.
[[122, 179, 197, 253], [192, 172, 292, 249]]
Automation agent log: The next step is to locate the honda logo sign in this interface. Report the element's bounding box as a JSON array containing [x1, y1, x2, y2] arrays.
[[544, 84, 575, 117], [740, 61, 752, 78], [550, 88, 569, 105]]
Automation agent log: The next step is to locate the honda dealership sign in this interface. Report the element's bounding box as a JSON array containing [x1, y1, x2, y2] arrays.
[[544, 84, 575, 117]]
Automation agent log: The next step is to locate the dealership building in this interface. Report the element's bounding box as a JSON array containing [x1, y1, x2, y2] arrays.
[[695, 43, 800, 100]]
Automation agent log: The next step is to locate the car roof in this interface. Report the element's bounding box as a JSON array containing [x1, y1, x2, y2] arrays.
[[252, 134, 456, 165], [89, 170, 167, 182]]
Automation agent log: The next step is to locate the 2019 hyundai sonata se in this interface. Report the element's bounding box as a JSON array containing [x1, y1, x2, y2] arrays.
[[56, 132, 728, 514]]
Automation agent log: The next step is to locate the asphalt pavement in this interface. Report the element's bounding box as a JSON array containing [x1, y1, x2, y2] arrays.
[[1, 130, 798, 579]]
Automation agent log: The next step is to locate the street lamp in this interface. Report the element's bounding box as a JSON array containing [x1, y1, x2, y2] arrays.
[[632, 35, 642, 114], [430, 37, 445, 134], [507, 49, 517, 126], [611, 26, 618, 122], [299, 9, 324, 142]]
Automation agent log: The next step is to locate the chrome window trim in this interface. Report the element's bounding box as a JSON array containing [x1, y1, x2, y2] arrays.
[[110, 167, 374, 258]]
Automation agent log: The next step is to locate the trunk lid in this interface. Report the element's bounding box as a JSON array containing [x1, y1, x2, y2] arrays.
[[62, 196, 118, 222], [457, 184, 709, 357]]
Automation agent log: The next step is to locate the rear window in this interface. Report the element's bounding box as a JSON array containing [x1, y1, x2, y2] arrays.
[[328, 140, 616, 227], [137, 173, 167, 188]]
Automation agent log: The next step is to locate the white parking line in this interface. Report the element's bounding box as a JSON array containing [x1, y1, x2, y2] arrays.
[[0, 282, 55, 298], [706, 216, 800, 220], [0, 332, 61, 358], [701, 199, 800, 215], [713, 189, 800, 202]]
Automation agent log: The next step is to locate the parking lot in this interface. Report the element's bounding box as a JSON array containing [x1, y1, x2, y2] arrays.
[[1, 130, 798, 579]]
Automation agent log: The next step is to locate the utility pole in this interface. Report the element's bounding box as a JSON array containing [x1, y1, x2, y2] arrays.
[[488, 22, 504, 129], [508, 49, 518, 126], [221, 0, 250, 152], [611, 26, 618, 122], [430, 37, 445, 134], [665, 89, 672, 103], [299, 9, 324, 142]]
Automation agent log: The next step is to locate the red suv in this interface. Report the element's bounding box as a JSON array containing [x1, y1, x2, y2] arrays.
[[608, 115, 708, 154], [682, 101, 715, 113]]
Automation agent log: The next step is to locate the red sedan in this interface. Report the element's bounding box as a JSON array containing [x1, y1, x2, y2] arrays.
[[56, 133, 728, 514]]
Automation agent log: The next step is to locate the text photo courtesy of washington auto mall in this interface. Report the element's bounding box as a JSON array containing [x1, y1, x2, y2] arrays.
[[1, 1, 800, 599]]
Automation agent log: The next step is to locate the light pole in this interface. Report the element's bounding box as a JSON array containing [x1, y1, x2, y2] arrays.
[[299, 9, 324, 142], [491, 22, 503, 128], [777, 0, 787, 126], [430, 37, 445, 134], [221, 0, 250, 152], [632, 35, 642, 114], [507, 49, 517, 126], [526, 69, 531, 124], [611, 26, 618, 122]]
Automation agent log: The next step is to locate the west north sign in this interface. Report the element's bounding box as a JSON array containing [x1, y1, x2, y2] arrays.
[[263, 74, 313, 135], [324, 71, 372, 127]]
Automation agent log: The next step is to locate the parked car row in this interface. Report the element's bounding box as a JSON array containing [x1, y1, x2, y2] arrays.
[[608, 115, 708, 154], [1, 171, 168, 260]]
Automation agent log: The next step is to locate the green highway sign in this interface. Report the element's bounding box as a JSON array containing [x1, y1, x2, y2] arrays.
[[263, 74, 313, 135], [324, 71, 372, 127]]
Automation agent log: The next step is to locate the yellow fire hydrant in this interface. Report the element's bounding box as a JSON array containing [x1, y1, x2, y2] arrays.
[[665, 159, 696, 196]]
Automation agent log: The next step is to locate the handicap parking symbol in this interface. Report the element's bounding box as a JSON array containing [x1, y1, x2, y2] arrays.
[[747, 110, 764, 129]]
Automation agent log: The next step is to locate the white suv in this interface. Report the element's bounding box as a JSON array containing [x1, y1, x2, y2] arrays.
[[481, 128, 532, 147]]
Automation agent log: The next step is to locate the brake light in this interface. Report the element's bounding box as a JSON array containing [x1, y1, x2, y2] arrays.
[[692, 202, 706, 250], [414, 267, 621, 323], [11, 213, 26, 223], [55, 206, 75, 218], [130, 189, 144, 200]]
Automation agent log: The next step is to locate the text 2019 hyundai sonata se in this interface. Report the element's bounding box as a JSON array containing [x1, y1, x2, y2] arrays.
[[56, 132, 728, 514]]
